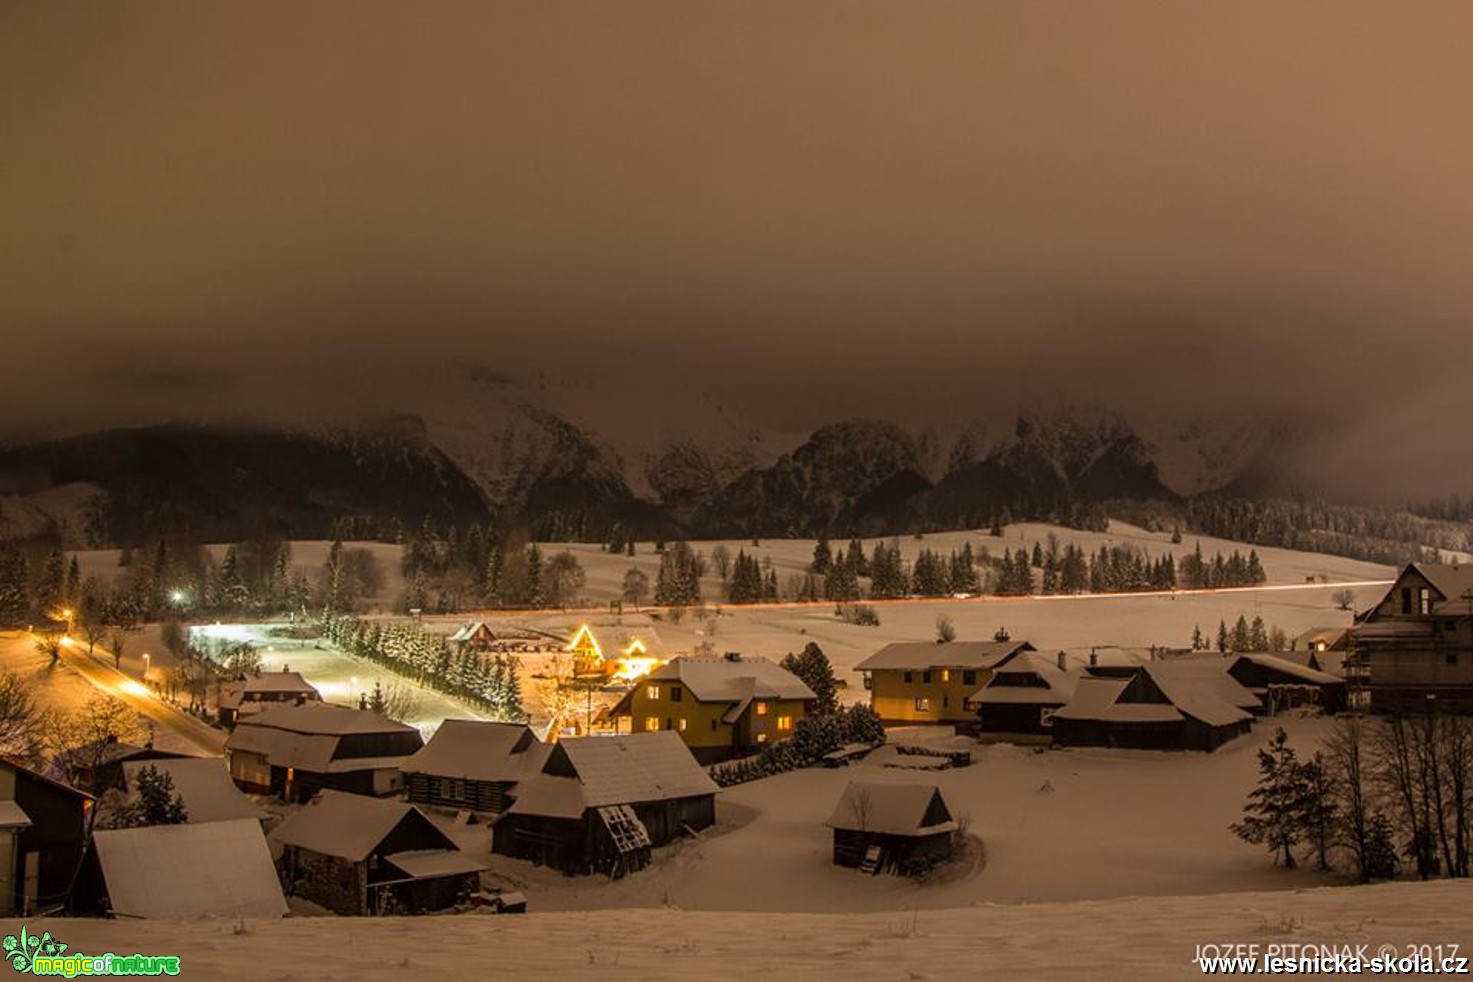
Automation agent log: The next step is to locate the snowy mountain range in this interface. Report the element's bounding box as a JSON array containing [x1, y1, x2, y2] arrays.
[[0, 367, 1297, 546]]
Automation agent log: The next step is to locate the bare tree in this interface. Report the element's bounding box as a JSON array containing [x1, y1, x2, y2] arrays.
[[0, 670, 46, 765], [35, 635, 62, 667], [935, 614, 956, 643], [1332, 588, 1357, 612], [1323, 715, 1375, 881], [621, 567, 650, 611], [51, 694, 146, 787], [109, 631, 126, 669], [711, 544, 732, 581]]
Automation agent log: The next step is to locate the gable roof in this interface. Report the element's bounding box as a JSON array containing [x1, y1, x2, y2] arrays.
[[219, 671, 320, 710], [1291, 627, 1349, 651], [401, 720, 547, 782], [449, 621, 496, 643], [1412, 563, 1473, 613], [855, 640, 1034, 672], [640, 657, 816, 703], [506, 732, 718, 818], [226, 703, 422, 771], [268, 789, 452, 862], [121, 757, 267, 824], [825, 782, 957, 836], [1140, 662, 1255, 727], [970, 651, 1080, 704], [0, 756, 94, 803], [91, 818, 287, 919]]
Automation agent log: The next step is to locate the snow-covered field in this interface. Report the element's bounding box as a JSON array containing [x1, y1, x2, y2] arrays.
[[10, 880, 1470, 981]]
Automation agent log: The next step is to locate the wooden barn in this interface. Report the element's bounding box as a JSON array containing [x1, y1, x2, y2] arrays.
[[965, 650, 1080, 737], [826, 782, 959, 876], [0, 758, 92, 916], [225, 702, 424, 802], [217, 670, 322, 728], [492, 731, 718, 878], [448, 621, 499, 651], [71, 818, 287, 919], [269, 790, 488, 915], [402, 720, 549, 815], [1051, 662, 1255, 752]]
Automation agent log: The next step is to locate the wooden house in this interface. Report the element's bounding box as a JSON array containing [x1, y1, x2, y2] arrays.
[[1051, 662, 1255, 751], [609, 655, 816, 762], [1224, 653, 1346, 714], [825, 782, 958, 876], [402, 720, 549, 814], [71, 818, 287, 919], [566, 623, 656, 678], [965, 650, 1080, 737], [1351, 563, 1473, 713], [448, 621, 499, 651], [269, 790, 487, 915], [492, 731, 718, 878], [1290, 627, 1351, 675], [217, 670, 322, 728], [0, 758, 92, 916], [854, 641, 1035, 724], [225, 703, 424, 803]]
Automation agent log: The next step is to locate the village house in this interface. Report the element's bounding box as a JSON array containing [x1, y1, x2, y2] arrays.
[[1050, 662, 1255, 751], [825, 781, 959, 876], [566, 623, 658, 679], [217, 669, 322, 728], [269, 789, 488, 915], [224, 702, 424, 803], [1350, 562, 1473, 713], [1290, 627, 1351, 674], [401, 720, 549, 815], [448, 620, 499, 650], [0, 758, 92, 916], [1222, 652, 1347, 714], [855, 640, 1036, 724], [71, 818, 288, 919], [609, 655, 817, 762], [119, 757, 268, 825], [492, 731, 718, 877], [965, 650, 1080, 738]]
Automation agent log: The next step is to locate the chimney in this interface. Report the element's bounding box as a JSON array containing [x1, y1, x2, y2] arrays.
[[1089, 649, 1098, 667], [1057, 651, 1067, 671]]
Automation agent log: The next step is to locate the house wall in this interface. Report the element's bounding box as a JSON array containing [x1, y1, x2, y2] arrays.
[[1357, 568, 1473, 712], [623, 685, 809, 758], [632, 794, 715, 846], [973, 702, 1063, 736], [832, 829, 954, 874], [405, 774, 512, 814], [11, 769, 90, 915], [279, 847, 366, 916], [867, 668, 988, 723]]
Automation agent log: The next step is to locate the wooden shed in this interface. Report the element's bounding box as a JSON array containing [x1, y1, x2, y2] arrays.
[[825, 782, 958, 876]]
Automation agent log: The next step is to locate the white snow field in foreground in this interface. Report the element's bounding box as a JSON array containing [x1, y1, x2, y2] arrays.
[[9, 880, 1471, 981]]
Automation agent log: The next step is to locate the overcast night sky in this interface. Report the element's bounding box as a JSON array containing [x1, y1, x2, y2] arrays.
[[4, 2, 1473, 491]]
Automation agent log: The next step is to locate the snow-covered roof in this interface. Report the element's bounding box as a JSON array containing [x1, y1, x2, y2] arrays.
[[225, 725, 340, 772], [121, 757, 266, 824], [1411, 563, 1473, 615], [1231, 652, 1344, 685], [0, 801, 31, 828], [825, 782, 957, 836], [641, 656, 816, 703], [1290, 627, 1348, 651], [402, 720, 545, 782], [514, 732, 718, 814], [383, 849, 489, 879], [1052, 678, 1144, 721], [449, 621, 495, 643], [238, 701, 417, 736], [219, 671, 320, 710], [855, 640, 1034, 672], [1140, 663, 1254, 727], [502, 775, 585, 819], [269, 790, 444, 862], [91, 818, 288, 919], [970, 652, 1080, 704]]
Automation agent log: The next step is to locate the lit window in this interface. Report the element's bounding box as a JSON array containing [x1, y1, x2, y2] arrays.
[[643, 716, 659, 732], [756, 733, 768, 743], [940, 669, 950, 682], [647, 685, 661, 700], [756, 702, 768, 715], [1420, 589, 1433, 615], [678, 718, 687, 731], [914, 697, 930, 712], [777, 715, 793, 732]]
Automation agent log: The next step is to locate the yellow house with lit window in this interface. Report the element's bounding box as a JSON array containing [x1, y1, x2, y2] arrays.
[[610, 655, 817, 762], [855, 640, 1034, 724]]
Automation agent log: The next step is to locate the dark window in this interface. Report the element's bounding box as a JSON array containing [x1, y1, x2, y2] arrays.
[[922, 671, 933, 684], [902, 671, 913, 683], [671, 686, 683, 703], [665, 718, 673, 730], [710, 719, 718, 731], [943, 695, 949, 708], [962, 670, 976, 686], [1401, 588, 1412, 615], [1447, 621, 1459, 633], [1448, 654, 1459, 666]]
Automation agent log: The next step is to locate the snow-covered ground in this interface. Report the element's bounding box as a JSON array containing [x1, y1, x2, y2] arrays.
[[10, 880, 1470, 981]]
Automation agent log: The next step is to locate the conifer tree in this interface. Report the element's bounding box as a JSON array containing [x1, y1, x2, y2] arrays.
[[779, 642, 840, 715], [811, 535, 832, 575], [1231, 728, 1311, 868]]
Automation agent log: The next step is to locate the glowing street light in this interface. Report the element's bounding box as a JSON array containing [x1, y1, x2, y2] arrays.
[[170, 590, 186, 605], [142, 652, 150, 681]]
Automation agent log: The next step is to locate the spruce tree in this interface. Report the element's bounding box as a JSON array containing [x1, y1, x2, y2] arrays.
[[811, 535, 832, 575], [1231, 728, 1310, 868], [130, 765, 189, 826], [780, 642, 840, 715]]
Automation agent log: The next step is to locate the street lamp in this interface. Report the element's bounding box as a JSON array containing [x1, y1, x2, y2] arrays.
[[142, 652, 150, 682]]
